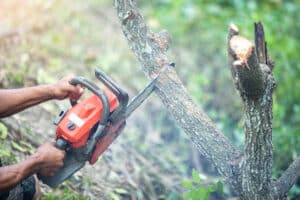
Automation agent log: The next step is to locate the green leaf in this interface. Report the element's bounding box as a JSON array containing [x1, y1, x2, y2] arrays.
[[183, 191, 192, 200], [196, 187, 209, 200], [216, 180, 224, 195], [183, 190, 198, 200], [0, 123, 8, 139], [109, 192, 120, 200], [182, 180, 193, 189], [114, 188, 128, 195], [11, 141, 26, 152], [207, 185, 216, 193], [192, 169, 201, 183], [0, 146, 11, 158], [19, 141, 35, 153]]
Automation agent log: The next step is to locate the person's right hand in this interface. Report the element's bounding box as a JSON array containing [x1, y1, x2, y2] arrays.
[[35, 142, 65, 177]]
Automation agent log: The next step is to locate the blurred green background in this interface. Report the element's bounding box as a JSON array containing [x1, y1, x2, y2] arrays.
[[0, 0, 299, 199]]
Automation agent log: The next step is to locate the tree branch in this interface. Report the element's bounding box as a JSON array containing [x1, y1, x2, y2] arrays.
[[254, 22, 274, 70], [114, 0, 242, 192], [254, 22, 267, 65], [273, 156, 300, 199]]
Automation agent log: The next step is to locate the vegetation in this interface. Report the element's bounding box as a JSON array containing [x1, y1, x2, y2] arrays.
[[145, 0, 300, 197], [0, 0, 299, 199]]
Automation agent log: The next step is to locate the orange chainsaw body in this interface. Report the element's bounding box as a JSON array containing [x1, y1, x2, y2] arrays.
[[38, 67, 161, 188], [56, 90, 118, 149]]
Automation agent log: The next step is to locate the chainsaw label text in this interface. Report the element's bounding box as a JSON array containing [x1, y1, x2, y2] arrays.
[[68, 113, 84, 127]]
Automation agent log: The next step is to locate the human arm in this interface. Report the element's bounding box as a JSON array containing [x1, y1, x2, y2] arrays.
[[0, 75, 84, 118], [0, 142, 65, 192]]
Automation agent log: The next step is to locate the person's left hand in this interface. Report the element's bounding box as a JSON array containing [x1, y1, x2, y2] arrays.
[[50, 75, 84, 101]]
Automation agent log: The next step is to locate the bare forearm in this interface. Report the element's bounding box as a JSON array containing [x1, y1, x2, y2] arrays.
[[0, 154, 41, 192], [0, 142, 65, 192], [0, 85, 55, 117]]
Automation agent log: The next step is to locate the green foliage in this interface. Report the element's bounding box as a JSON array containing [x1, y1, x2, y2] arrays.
[[181, 169, 223, 200], [0, 140, 17, 165], [10, 141, 27, 153], [43, 187, 90, 200], [0, 122, 8, 139], [143, 0, 300, 198], [146, 0, 300, 196]]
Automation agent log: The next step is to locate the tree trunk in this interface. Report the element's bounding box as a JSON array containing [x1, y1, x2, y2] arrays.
[[228, 23, 275, 199]]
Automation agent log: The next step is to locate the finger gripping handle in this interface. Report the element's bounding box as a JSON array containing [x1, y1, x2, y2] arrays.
[[68, 78, 82, 106]]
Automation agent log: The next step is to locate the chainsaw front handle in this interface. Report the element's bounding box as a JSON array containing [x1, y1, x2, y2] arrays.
[[95, 68, 129, 123], [95, 69, 129, 109]]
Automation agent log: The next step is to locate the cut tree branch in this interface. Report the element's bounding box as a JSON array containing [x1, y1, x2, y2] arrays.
[[273, 156, 300, 199], [228, 24, 265, 98], [114, 0, 242, 192]]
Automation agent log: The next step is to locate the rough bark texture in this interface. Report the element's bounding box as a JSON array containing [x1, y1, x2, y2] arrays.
[[114, 1, 300, 199], [228, 23, 276, 199], [114, 0, 243, 192]]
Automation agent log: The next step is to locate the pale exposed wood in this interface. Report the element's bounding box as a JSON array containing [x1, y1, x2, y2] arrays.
[[230, 35, 254, 66], [228, 30, 265, 98]]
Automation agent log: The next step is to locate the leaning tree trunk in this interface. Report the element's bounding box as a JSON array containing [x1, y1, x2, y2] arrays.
[[114, 0, 242, 193], [113, 0, 300, 199]]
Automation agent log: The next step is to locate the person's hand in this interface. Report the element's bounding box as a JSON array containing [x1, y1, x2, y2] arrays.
[[50, 75, 84, 101], [35, 142, 65, 177]]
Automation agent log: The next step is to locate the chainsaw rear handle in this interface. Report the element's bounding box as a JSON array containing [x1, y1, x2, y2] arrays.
[[69, 76, 110, 125]]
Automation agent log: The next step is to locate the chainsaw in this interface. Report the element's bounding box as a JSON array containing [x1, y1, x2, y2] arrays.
[[39, 65, 172, 188]]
